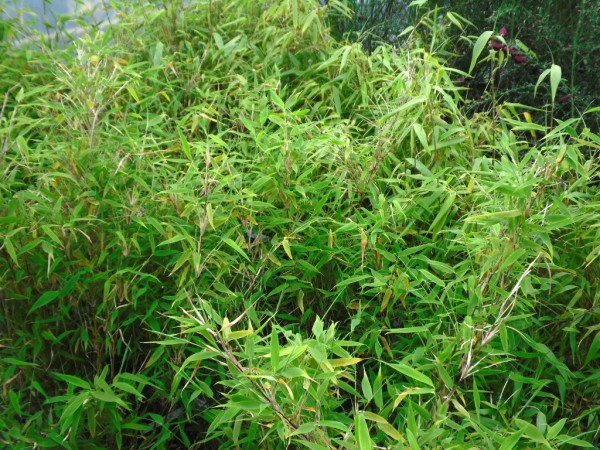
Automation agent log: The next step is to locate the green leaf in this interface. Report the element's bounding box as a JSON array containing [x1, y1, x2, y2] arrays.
[[535, 68, 551, 97], [419, 269, 445, 287], [178, 128, 192, 160], [429, 191, 456, 239], [180, 351, 220, 370], [438, 363, 454, 390], [60, 272, 82, 297], [223, 238, 250, 261], [339, 45, 352, 71], [514, 418, 549, 444], [3, 358, 38, 367], [499, 430, 524, 450], [293, 441, 329, 450], [315, 420, 348, 432], [41, 225, 63, 246], [584, 332, 600, 367], [555, 436, 595, 447], [112, 381, 144, 399], [498, 248, 527, 273], [377, 422, 405, 441], [412, 123, 429, 150], [269, 90, 286, 110], [227, 330, 255, 341], [373, 368, 384, 410], [152, 41, 164, 68], [361, 370, 373, 402], [158, 234, 188, 246], [29, 290, 60, 314], [387, 326, 431, 334], [379, 96, 427, 122], [91, 390, 130, 409], [470, 31, 494, 73], [466, 209, 522, 223], [386, 363, 434, 388], [126, 85, 140, 103], [60, 393, 89, 435], [3, 237, 19, 266], [355, 411, 372, 449], [53, 373, 91, 390], [550, 64, 562, 104], [288, 422, 316, 437], [335, 274, 371, 288], [212, 32, 223, 49], [406, 428, 421, 449], [0, 216, 19, 225], [282, 237, 293, 259], [270, 328, 280, 371], [122, 421, 152, 432]]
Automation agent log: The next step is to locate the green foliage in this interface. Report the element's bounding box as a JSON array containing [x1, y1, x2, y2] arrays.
[[1, 0, 598, 448]]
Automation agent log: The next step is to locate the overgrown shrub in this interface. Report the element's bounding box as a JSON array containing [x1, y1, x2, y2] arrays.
[[1, 0, 598, 448]]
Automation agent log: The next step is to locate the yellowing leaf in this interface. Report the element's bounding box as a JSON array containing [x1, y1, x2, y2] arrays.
[[362, 411, 405, 441], [523, 112, 537, 138], [362, 411, 386, 423], [392, 387, 434, 410], [380, 288, 393, 312], [282, 237, 292, 259], [466, 209, 522, 222], [227, 330, 255, 341], [377, 422, 405, 441], [329, 357, 363, 368]]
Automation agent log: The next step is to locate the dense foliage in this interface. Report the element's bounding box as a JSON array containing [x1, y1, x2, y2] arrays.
[[1, 0, 598, 448]]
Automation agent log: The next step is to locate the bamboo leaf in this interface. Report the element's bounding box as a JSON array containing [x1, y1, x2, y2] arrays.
[[430, 191, 456, 239], [227, 330, 255, 341], [29, 290, 60, 314], [152, 41, 164, 68], [535, 68, 551, 97], [223, 238, 250, 261], [3, 237, 19, 266], [282, 237, 293, 259], [52, 373, 91, 390], [550, 64, 562, 104], [270, 328, 280, 371], [361, 370, 373, 402], [329, 357, 363, 368], [386, 363, 434, 388], [355, 412, 372, 449], [178, 128, 192, 160], [470, 31, 494, 73]]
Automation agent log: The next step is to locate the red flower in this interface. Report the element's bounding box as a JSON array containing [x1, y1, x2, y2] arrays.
[[499, 26, 508, 38], [508, 47, 519, 56], [513, 54, 527, 64], [491, 41, 505, 51], [559, 93, 572, 103]]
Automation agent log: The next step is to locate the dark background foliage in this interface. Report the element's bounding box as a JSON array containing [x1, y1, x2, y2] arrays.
[[331, 0, 600, 131]]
